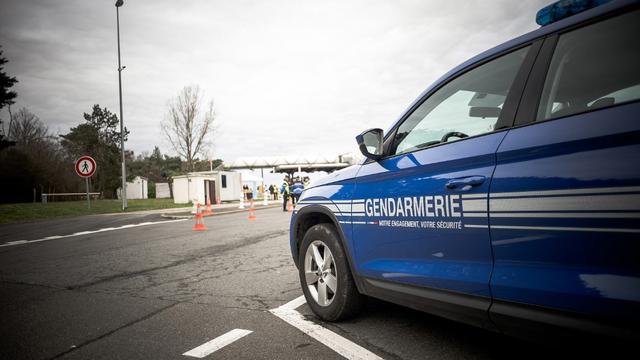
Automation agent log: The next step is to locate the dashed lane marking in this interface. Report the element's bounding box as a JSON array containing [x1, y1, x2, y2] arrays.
[[0, 219, 188, 248], [182, 329, 253, 358], [270, 295, 383, 360]]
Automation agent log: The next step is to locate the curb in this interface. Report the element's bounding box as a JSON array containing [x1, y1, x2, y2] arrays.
[[161, 204, 282, 219]]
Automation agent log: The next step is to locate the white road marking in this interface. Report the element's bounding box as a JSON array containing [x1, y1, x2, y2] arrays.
[[4, 240, 27, 245], [270, 296, 383, 360], [0, 219, 188, 248], [279, 294, 307, 311], [182, 329, 253, 358]]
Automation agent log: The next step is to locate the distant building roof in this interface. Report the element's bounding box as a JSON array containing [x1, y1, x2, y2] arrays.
[[171, 170, 237, 179], [224, 153, 362, 172]]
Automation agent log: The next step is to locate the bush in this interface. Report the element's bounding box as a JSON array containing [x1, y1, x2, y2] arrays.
[[148, 181, 156, 198]]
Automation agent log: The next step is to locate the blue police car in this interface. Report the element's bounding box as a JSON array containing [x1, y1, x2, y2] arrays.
[[289, 0, 639, 342]]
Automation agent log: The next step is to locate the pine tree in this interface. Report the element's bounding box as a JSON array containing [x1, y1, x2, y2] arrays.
[[0, 46, 18, 150]]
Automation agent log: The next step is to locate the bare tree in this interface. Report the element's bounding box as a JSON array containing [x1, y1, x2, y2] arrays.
[[162, 86, 215, 171], [9, 107, 53, 146], [0, 107, 78, 202]]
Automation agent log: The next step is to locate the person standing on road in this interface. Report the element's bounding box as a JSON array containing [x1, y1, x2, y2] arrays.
[[280, 176, 291, 211], [291, 177, 304, 205]]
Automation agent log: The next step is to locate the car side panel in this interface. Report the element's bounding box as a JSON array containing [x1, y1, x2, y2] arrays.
[[489, 102, 640, 327], [351, 131, 508, 297]]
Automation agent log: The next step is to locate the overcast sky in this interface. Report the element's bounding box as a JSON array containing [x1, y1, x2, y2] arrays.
[[0, 0, 549, 162]]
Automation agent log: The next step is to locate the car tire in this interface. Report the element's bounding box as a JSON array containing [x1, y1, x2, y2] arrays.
[[298, 223, 364, 321]]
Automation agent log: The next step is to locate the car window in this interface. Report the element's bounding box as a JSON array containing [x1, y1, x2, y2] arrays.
[[537, 9, 640, 121], [391, 46, 530, 156]]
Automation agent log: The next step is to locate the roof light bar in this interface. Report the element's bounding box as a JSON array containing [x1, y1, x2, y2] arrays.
[[536, 0, 612, 26]]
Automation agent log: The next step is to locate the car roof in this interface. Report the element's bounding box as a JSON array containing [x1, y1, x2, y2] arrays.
[[386, 0, 639, 134]]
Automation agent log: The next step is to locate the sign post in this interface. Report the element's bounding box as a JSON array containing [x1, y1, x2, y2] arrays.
[[85, 178, 90, 209], [75, 156, 97, 209]]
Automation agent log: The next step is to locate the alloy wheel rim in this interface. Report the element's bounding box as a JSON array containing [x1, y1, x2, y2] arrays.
[[304, 240, 337, 307]]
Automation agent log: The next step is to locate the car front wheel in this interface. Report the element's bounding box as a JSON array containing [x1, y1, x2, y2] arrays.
[[298, 223, 364, 321]]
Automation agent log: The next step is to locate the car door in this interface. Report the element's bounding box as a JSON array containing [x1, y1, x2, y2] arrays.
[[351, 44, 536, 326], [488, 8, 640, 337]]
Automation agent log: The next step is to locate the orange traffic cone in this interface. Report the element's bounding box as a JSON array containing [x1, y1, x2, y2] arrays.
[[192, 204, 208, 231], [216, 197, 221, 205], [248, 200, 257, 221], [203, 198, 213, 216], [287, 199, 294, 212]]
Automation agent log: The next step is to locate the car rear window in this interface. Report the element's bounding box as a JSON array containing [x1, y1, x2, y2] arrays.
[[537, 9, 640, 121]]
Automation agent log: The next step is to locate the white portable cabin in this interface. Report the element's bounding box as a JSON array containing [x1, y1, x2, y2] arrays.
[[117, 176, 148, 200], [241, 172, 264, 199], [172, 171, 242, 204], [155, 182, 171, 198]]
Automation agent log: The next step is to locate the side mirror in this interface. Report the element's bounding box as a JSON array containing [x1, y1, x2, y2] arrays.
[[356, 128, 384, 161]]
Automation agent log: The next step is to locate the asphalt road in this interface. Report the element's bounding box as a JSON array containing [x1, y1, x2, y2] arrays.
[[0, 207, 583, 359]]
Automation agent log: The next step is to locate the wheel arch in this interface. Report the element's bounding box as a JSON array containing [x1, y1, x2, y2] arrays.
[[292, 205, 364, 293]]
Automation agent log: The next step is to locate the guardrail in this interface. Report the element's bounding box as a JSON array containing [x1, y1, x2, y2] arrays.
[[42, 192, 102, 204]]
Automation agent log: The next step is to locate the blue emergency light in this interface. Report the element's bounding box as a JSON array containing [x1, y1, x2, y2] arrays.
[[536, 0, 612, 25]]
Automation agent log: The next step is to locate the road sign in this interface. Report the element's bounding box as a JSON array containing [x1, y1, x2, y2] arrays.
[[75, 156, 96, 210], [75, 156, 96, 178]]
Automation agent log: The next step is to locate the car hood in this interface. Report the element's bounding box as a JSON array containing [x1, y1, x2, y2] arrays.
[[308, 164, 361, 188]]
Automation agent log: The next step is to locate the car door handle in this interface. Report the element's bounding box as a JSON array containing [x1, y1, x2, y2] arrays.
[[446, 176, 486, 190]]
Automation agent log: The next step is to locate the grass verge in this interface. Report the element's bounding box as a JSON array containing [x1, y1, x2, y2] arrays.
[[0, 199, 190, 225]]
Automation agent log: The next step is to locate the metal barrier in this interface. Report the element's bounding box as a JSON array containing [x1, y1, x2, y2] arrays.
[[42, 192, 101, 203]]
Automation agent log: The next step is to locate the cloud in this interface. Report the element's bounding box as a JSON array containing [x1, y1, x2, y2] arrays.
[[0, 0, 548, 160]]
